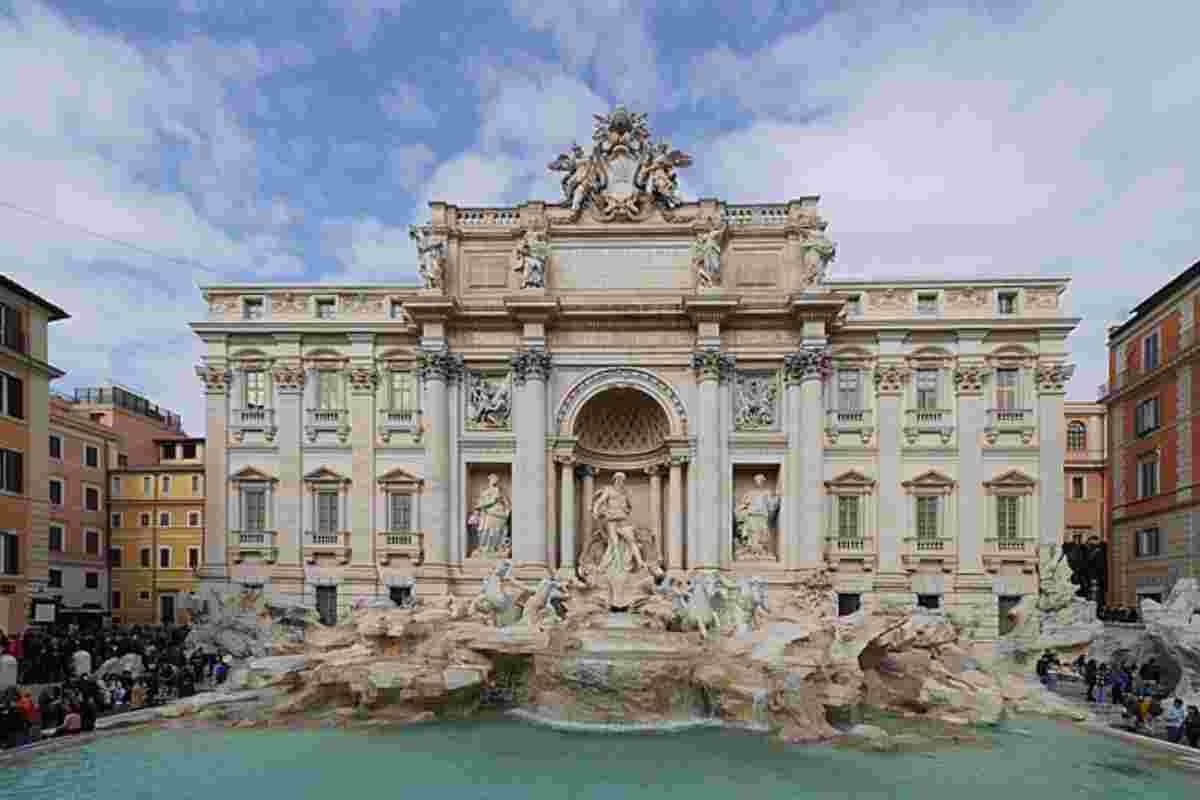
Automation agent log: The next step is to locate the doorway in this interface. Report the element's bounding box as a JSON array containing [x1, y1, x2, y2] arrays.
[[316, 585, 338, 625], [159, 593, 176, 625]]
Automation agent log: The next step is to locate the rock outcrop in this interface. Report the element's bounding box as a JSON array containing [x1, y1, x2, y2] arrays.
[[1140, 579, 1200, 701], [186, 586, 321, 659]]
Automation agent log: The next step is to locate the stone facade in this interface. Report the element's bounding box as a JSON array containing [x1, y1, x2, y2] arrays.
[[191, 108, 1078, 640]]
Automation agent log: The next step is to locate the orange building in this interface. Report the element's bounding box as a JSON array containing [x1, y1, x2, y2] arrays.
[[1064, 402, 1107, 545], [71, 384, 185, 467], [1102, 258, 1200, 607], [0, 276, 68, 635]]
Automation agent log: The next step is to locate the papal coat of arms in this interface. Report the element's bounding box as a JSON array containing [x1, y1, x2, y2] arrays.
[[547, 105, 692, 222]]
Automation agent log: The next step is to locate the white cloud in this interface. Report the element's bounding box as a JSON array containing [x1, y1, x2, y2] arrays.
[[319, 217, 416, 284], [380, 79, 435, 125], [389, 143, 436, 190]]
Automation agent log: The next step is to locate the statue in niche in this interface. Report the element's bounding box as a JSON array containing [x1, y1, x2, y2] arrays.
[[466, 373, 511, 429], [734, 374, 777, 430], [734, 474, 780, 561], [691, 223, 728, 290], [511, 229, 550, 289], [468, 474, 511, 558], [409, 225, 446, 290], [578, 472, 662, 609], [799, 229, 836, 287]]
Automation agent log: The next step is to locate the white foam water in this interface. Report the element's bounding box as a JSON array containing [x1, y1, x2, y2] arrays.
[[506, 708, 724, 734]]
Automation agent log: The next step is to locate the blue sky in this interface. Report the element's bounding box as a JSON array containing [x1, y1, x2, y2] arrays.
[[2, 0, 1198, 433]]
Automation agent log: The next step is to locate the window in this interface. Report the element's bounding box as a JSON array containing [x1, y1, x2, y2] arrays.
[[85, 529, 99, 555], [48, 524, 63, 553], [143, 476, 151, 495], [162, 443, 176, 460], [0, 371, 23, 419], [997, 292, 1017, 315], [242, 297, 264, 320], [315, 298, 336, 319], [836, 370, 861, 412], [0, 530, 17, 575], [84, 445, 99, 468], [1135, 527, 1162, 558], [838, 593, 862, 617], [139, 591, 151, 602], [183, 442, 197, 459], [1066, 527, 1092, 543], [244, 370, 266, 408], [244, 489, 266, 531], [110, 546, 122, 567], [917, 594, 941, 610], [837, 495, 860, 539], [139, 512, 151, 527], [1136, 396, 1160, 436], [162, 475, 172, 493], [390, 300, 405, 319], [996, 495, 1019, 540], [390, 371, 415, 414], [118, 454, 127, 469], [188, 546, 200, 570], [917, 293, 938, 315], [49, 434, 62, 460], [0, 449, 23, 494], [112, 591, 121, 609], [317, 491, 338, 534], [916, 496, 939, 539], [188, 511, 201, 527], [317, 371, 340, 410], [192, 475, 201, 493], [48, 569, 62, 588], [1067, 421, 1087, 450], [110, 512, 121, 529], [48, 478, 63, 507], [844, 295, 862, 316], [995, 368, 1019, 410], [85, 486, 100, 511], [111, 476, 120, 495], [159, 546, 171, 569], [139, 547, 151, 568], [1071, 476, 1086, 499], [159, 511, 171, 527], [389, 493, 413, 531], [915, 369, 939, 411], [1143, 331, 1160, 371], [0, 303, 23, 352], [1137, 455, 1159, 499], [85, 572, 99, 589]]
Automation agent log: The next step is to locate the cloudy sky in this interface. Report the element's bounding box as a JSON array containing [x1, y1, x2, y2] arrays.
[[3, 0, 1198, 433]]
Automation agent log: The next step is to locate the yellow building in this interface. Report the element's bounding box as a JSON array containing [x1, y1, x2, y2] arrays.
[[109, 438, 205, 623]]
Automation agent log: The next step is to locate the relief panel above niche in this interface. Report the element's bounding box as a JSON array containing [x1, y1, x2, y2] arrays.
[[463, 250, 511, 290], [728, 245, 783, 289], [552, 239, 691, 291]]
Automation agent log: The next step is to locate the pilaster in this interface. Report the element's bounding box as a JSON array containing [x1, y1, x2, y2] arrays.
[[416, 349, 462, 577], [557, 455, 577, 573], [197, 363, 232, 580], [346, 335, 378, 567], [511, 348, 552, 575], [1036, 363, 1075, 546], [784, 347, 830, 570], [667, 455, 686, 573], [873, 332, 910, 580], [271, 358, 306, 569], [689, 349, 734, 570], [954, 348, 988, 574]]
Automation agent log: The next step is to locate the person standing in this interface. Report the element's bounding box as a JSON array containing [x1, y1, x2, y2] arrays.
[[1164, 698, 1186, 743], [1184, 706, 1200, 748]]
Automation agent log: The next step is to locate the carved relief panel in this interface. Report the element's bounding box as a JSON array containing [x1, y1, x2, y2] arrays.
[[465, 369, 513, 431], [734, 370, 780, 431]]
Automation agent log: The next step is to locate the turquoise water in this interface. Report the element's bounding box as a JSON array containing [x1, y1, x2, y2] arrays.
[[1, 717, 1196, 799]]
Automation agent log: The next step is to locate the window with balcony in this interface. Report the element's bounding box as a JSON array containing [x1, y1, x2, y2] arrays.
[[162, 476, 171, 493], [916, 496, 939, 539], [1067, 421, 1087, 450], [837, 495, 860, 540], [85, 445, 99, 468], [317, 370, 341, 410], [182, 442, 197, 459], [188, 511, 201, 527], [49, 434, 62, 460], [49, 524, 63, 553], [1135, 527, 1162, 558], [0, 371, 24, 420], [162, 442, 177, 460], [0, 449, 24, 494], [389, 492, 413, 531], [242, 297, 265, 320], [996, 495, 1019, 541], [995, 368, 1019, 409], [140, 547, 151, 568], [916, 293, 938, 315], [1137, 454, 1159, 499], [1071, 476, 1085, 499], [159, 546, 172, 569], [49, 478, 63, 508], [143, 476, 151, 494], [1143, 331, 1160, 371], [111, 476, 121, 495], [1136, 396, 1160, 436], [915, 369, 939, 411], [315, 298, 336, 319], [0, 530, 17, 575], [997, 291, 1017, 315], [188, 546, 200, 569], [390, 371, 415, 414], [85, 529, 99, 555], [316, 491, 339, 534], [836, 370, 862, 412], [244, 370, 267, 409], [244, 489, 267, 531]]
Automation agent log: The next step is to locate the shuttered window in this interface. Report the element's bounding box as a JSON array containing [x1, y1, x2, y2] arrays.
[[389, 493, 413, 531], [837, 495, 859, 539], [996, 495, 1019, 540], [0, 449, 23, 494], [0, 531, 17, 575], [317, 491, 338, 534], [244, 489, 266, 531], [916, 496, 939, 539]]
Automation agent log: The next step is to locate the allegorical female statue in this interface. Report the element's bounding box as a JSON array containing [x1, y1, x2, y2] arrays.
[[470, 474, 511, 557], [512, 229, 550, 289], [691, 223, 728, 290], [734, 474, 780, 560]]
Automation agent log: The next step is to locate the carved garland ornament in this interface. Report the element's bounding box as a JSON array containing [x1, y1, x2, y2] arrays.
[[953, 365, 986, 394], [195, 365, 232, 392], [782, 348, 830, 385], [556, 367, 689, 437], [346, 366, 380, 393], [873, 364, 911, 394], [510, 350, 553, 385], [1035, 363, 1076, 394], [416, 351, 463, 383], [271, 365, 306, 392], [690, 350, 736, 382]]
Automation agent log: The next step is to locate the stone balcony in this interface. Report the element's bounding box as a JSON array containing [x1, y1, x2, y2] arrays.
[[229, 530, 277, 563], [825, 535, 877, 571], [901, 536, 957, 572], [303, 530, 351, 564], [903, 409, 954, 446], [379, 408, 420, 444], [982, 537, 1038, 573], [985, 408, 1035, 445], [825, 409, 874, 445], [306, 408, 349, 443], [231, 407, 277, 442], [377, 530, 424, 566]]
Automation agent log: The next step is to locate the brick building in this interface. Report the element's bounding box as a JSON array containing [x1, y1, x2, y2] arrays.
[[1064, 401, 1107, 545], [1103, 259, 1200, 607]]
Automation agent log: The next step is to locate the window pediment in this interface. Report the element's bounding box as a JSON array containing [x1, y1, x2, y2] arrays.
[[303, 466, 350, 485], [825, 470, 876, 494], [229, 466, 277, 484], [983, 469, 1036, 494], [902, 469, 956, 494], [378, 467, 424, 489]]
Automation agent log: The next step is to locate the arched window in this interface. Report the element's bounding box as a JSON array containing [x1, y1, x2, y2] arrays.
[[1067, 421, 1087, 450]]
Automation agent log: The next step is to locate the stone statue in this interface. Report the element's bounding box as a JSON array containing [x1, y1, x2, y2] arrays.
[[734, 474, 780, 561], [466, 374, 511, 429], [635, 141, 691, 209], [577, 472, 663, 609], [409, 225, 446, 290], [512, 229, 550, 289], [548, 143, 603, 212], [799, 230, 836, 287], [470, 559, 530, 628], [592, 472, 649, 576], [734, 375, 777, 430], [469, 474, 511, 558], [518, 574, 568, 630], [691, 223, 728, 289]]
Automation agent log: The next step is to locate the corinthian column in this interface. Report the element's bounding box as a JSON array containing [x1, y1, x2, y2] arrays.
[[646, 464, 663, 567], [557, 456, 577, 574], [416, 350, 462, 573], [667, 455, 685, 573], [196, 364, 232, 582], [690, 350, 734, 571], [1036, 363, 1075, 547], [784, 347, 829, 570], [953, 360, 987, 573], [511, 349, 552, 574]]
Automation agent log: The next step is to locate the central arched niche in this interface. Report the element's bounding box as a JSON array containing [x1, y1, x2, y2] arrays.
[[573, 387, 669, 467]]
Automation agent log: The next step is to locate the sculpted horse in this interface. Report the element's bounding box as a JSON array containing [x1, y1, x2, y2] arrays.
[[470, 560, 531, 628], [717, 575, 770, 634], [679, 572, 727, 639], [518, 575, 568, 630]]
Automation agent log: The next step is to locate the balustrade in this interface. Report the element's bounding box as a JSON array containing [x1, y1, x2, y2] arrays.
[[303, 530, 351, 564], [377, 530, 424, 565], [228, 530, 277, 563]]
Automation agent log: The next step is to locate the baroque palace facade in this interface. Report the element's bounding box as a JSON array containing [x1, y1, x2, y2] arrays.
[[193, 107, 1078, 638]]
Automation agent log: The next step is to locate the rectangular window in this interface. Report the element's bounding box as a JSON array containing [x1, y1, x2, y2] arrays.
[[1136, 396, 1160, 436], [317, 371, 340, 410], [317, 491, 339, 534], [110, 512, 121, 529], [85, 486, 100, 511], [315, 298, 336, 319], [162, 442, 177, 460], [837, 593, 862, 617], [389, 493, 413, 531], [49, 478, 63, 507], [1143, 332, 1160, 370], [85, 572, 99, 589], [48, 524, 63, 553], [0, 449, 23, 494], [997, 292, 1017, 315], [995, 368, 1019, 410], [110, 546, 122, 567], [996, 495, 1019, 540], [917, 293, 938, 315], [112, 591, 122, 610], [188, 511, 201, 527], [48, 569, 62, 588], [139, 547, 151, 568], [159, 547, 171, 569], [84, 445, 99, 468], [143, 476, 151, 495], [118, 454, 127, 469], [48, 434, 62, 460], [138, 591, 150, 602], [244, 370, 266, 408], [0, 530, 18, 575], [916, 496, 939, 539], [159, 511, 171, 527], [836, 370, 861, 412], [390, 371, 414, 414], [1135, 527, 1162, 558], [390, 300, 405, 319], [162, 476, 171, 493], [182, 442, 197, 459], [0, 303, 23, 353], [244, 489, 266, 531], [917, 594, 942, 610], [844, 295, 862, 316], [0, 372, 23, 419], [188, 547, 200, 570], [242, 297, 264, 320], [139, 512, 151, 527], [1137, 456, 1159, 499], [915, 369, 939, 411], [111, 476, 120, 495], [192, 475, 201, 493], [85, 529, 99, 555], [837, 495, 860, 539], [1071, 476, 1085, 499]]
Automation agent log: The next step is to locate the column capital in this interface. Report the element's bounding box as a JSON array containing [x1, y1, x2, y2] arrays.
[[783, 347, 830, 385], [416, 350, 464, 384], [511, 349, 552, 385], [953, 363, 987, 396], [690, 349, 735, 383], [1035, 363, 1075, 395], [555, 453, 577, 467], [644, 463, 662, 477], [196, 365, 232, 394], [873, 362, 910, 395], [669, 453, 689, 467], [271, 364, 306, 394]]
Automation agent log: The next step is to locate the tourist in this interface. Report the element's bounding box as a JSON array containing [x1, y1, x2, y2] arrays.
[[79, 696, 97, 733], [56, 704, 81, 737], [1164, 698, 1186, 743], [1084, 659, 1098, 702], [1123, 695, 1146, 731], [130, 682, 147, 707], [1184, 706, 1200, 748], [15, 689, 37, 741]]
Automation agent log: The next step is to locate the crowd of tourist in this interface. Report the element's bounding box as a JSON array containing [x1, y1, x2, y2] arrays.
[[0, 623, 235, 750], [1096, 606, 1142, 624]]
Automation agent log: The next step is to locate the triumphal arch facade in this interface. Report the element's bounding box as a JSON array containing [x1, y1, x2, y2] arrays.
[[193, 106, 1078, 639]]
